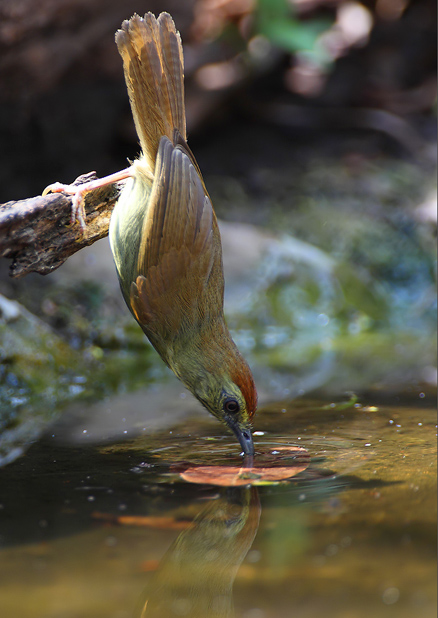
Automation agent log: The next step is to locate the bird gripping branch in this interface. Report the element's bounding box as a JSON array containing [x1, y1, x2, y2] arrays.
[[45, 12, 257, 455]]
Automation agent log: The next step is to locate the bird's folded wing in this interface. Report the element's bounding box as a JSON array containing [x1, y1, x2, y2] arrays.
[[130, 136, 223, 342]]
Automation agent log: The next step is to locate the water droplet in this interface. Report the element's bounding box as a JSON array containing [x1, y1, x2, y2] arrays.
[[382, 587, 400, 605], [171, 598, 191, 615], [340, 536, 352, 548], [68, 384, 84, 396], [246, 550, 262, 563], [325, 544, 338, 556], [317, 313, 329, 326]]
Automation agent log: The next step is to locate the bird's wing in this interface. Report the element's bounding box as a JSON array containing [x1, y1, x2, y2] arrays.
[[129, 136, 224, 347]]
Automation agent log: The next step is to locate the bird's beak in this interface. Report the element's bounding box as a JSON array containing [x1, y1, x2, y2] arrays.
[[227, 418, 254, 456]]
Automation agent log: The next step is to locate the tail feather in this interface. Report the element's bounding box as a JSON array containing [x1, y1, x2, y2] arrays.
[[116, 12, 186, 172]]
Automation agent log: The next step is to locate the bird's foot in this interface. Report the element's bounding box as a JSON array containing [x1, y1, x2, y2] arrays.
[[42, 167, 133, 232], [42, 178, 95, 232]]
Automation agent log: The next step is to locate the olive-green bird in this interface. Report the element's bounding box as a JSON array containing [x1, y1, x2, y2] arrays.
[[44, 12, 257, 454]]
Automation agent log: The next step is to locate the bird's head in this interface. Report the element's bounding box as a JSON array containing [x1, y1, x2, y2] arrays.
[[194, 360, 258, 456]]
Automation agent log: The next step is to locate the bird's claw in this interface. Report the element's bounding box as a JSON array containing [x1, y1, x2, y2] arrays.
[[70, 191, 87, 231], [42, 182, 87, 232], [42, 168, 131, 233], [42, 182, 68, 197]]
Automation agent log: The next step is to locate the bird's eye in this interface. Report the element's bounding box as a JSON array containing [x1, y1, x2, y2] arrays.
[[224, 398, 240, 414]]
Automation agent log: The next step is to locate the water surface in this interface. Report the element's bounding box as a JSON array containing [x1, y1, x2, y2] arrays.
[[0, 391, 435, 618]]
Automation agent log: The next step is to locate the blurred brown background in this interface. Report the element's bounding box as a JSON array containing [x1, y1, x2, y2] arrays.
[[0, 0, 436, 203]]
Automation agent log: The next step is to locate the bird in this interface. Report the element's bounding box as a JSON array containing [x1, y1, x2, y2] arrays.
[[43, 13, 257, 455]]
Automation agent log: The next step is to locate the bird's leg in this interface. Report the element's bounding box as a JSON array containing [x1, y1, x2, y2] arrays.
[[43, 167, 133, 231]]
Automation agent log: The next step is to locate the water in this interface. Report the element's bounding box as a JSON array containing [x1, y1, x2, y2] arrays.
[[0, 391, 435, 618]]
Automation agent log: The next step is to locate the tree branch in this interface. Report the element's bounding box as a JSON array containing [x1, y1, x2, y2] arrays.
[[0, 173, 123, 278]]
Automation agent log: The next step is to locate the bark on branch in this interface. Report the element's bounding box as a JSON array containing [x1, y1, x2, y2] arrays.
[[0, 173, 124, 278]]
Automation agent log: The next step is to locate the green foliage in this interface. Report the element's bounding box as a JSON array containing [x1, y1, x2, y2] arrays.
[[255, 0, 332, 63]]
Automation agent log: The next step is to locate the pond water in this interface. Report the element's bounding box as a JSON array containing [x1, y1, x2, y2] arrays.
[[0, 390, 435, 618]]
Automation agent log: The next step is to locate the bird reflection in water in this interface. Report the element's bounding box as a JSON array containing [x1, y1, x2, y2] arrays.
[[136, 487, 261, 618]]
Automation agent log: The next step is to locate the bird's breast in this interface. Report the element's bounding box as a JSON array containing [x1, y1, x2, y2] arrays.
[[109, 161, 153, 305]]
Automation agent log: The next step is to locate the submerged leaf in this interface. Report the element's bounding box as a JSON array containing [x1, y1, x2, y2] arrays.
[[177, 447, 310, 486]]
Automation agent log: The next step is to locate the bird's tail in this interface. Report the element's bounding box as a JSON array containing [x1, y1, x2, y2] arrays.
[[115, 13, 186, 172]]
